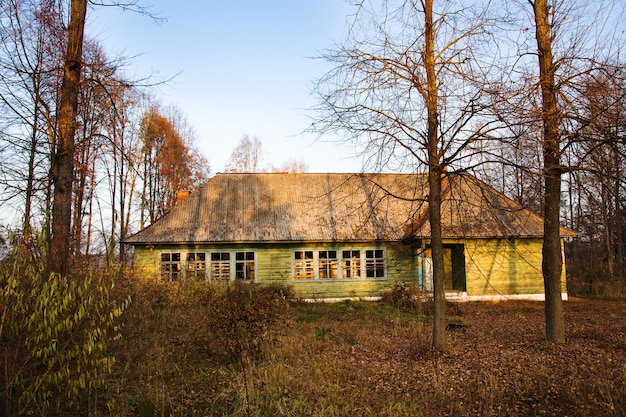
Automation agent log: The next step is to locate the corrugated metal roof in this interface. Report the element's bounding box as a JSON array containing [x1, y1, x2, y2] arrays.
[[125, 172, 573, 245]]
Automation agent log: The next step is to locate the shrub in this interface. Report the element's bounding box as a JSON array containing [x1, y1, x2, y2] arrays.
[[202, 283, 291, 416], [0, 240, 129, 416], [382, 281, 430, 314], [204, 283, 290, 362]]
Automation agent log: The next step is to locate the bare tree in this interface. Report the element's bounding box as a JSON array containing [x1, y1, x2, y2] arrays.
[[72, 41, 115, 258], [311, 0, 501, 351], [580, 74, 626, 281], [224, 134, 264, 173], [101, 86, 142, 265], [497, 0, 626, 342], [562, 70, 626, 286], [529, 0, 565, 342], [271, 159, 308, 173], [479, 126, 544, 216], [421, 0, 450, 351], [49, 0, 87, 276], [0, 0, 65, 247]]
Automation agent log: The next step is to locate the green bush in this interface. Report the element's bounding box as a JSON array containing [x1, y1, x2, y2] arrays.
[[0, 241, 129, 416]]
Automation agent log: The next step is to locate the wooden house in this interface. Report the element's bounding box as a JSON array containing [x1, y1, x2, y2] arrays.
[[125, 172, 574, 301]]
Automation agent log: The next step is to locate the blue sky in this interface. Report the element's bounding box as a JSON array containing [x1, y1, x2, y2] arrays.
[[88, 1, 363, 173]]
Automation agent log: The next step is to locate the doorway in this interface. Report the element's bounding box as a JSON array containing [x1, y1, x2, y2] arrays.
[[419, 243, 466, 292], [448, 244, 467, 291]]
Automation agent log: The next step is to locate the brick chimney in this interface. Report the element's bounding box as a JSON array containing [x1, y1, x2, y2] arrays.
[[176, 190, 191, 204]]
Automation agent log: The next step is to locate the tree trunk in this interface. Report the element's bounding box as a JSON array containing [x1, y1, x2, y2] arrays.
[[423, 0, 446, 352], [49, 0, 87, 276], [615, 175, 624, 281], [24, 104, 39, 249], [86, 156, 97, 256], [601, 183, 615, 277], [429, 167, 446, 351], [533, 0, 565, 343], [71, 128, 89, 258]]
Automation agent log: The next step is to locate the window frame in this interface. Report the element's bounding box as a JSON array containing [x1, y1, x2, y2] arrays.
[[235, 251, 256, 281], [293, 250, 315, 280], [365, 249, 386, 278], [210, 252, 232, 282], [160, 252, 182, 282], [342, 250, 362, 279], [291, 248, 386, 281], [158, 250, 257, 283], [319, 250, 339, 279], [186, 252, 207, 282]]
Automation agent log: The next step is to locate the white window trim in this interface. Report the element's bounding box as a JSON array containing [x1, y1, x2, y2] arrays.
[[291, 248, 387, 281], [159, 252, 183, 282], [208, 250, 258, 283], [158, 250, 258, 283]]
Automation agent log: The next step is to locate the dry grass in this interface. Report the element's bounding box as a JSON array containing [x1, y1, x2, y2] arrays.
[[99, 279, 626, 417]]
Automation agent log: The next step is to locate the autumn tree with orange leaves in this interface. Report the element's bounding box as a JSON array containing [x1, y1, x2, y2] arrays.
[[139, 107, 210, 228]]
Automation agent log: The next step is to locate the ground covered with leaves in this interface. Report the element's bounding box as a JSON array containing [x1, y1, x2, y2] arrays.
[[103, 282, 626, 417]]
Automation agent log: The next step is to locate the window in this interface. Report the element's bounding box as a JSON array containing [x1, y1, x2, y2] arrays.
[[160, 253, 181, 281], [319, 250, 338, 279], [366, 249, 385, 278], [186, 253, 206, 281], [342, 250, 361, 278], [294, 251, 315, 279], [211, 252, 231, 281], [292, 248, 385, 280], [159, 250, 256, 283], [235, 251, 255, 281]]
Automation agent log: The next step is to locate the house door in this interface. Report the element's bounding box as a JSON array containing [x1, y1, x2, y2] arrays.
[[449, 244, 467, 291]]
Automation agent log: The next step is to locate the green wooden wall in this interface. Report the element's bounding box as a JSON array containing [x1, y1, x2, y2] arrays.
[[440, 238, 567, 296], [131, 237, 567, 299], [131, 242, 417, 299]]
